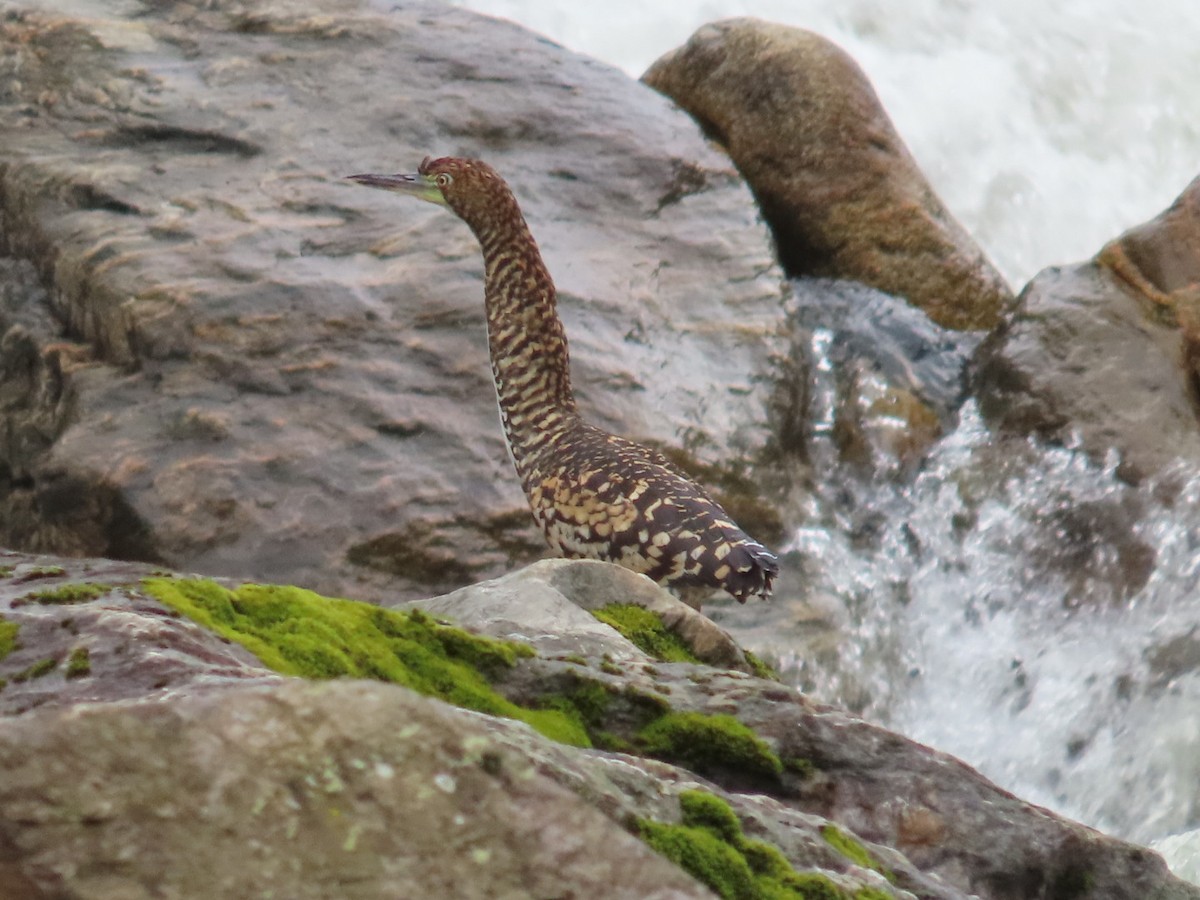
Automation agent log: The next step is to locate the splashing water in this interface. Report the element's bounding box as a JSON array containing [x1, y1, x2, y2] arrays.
[[750, 283, 1200, 855], [792, 396, 1200, 846]]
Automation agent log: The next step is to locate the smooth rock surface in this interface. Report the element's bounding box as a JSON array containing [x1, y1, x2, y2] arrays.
[[401, 557, 757, 673], [643, 18, 1012, 331], [974, 175, 1200, 484], [0, 0, 787, 601]]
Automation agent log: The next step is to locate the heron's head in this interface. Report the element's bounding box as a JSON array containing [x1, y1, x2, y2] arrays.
[[347, 156, 513, 226]]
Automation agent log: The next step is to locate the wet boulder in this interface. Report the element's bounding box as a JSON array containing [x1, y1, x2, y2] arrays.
[[974, 174, 1200, 484], [642, 18, 1012, 331]]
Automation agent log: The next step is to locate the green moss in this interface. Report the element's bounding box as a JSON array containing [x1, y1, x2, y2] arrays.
[[11, 657, 57, 683], [638, 711, 783, 782], [65, 647, 91, 679], [18, 565, 66, 580], [592, 604, 701, 664], [143, 578, 588, 747], [743, 649, 779, 681], [0, 616, 19, 662], [789, 875, 851, 900], [0, 566, 13, 578], [680, 790, 744, 844], [783, 757, 816, 779], [820, 826, 891, 882], [640, 817, 757, 900], [592, 730, 633, 752], [638, 790, 866, 900], [532, 679, 618, 748], [17, 582, 111, 606], [562, 679, 613, 726]]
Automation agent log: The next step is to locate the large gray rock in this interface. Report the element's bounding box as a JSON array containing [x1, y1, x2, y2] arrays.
[[0, 548, 1194, 900], [0, 0, 786, 601], [0, 679, 716, 900], [974, 175, 1200, 484]]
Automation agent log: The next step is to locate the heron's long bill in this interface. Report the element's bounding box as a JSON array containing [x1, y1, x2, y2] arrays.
[[345, 172, 446, 205]]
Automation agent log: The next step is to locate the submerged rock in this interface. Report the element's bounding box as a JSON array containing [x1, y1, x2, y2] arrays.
[[787, 279, 981, 476], [642, 18, 1012, 331], [0, 549, 1194, 900]]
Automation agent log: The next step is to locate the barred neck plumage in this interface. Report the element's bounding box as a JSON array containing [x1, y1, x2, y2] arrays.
[[466, 199, 578, 474]]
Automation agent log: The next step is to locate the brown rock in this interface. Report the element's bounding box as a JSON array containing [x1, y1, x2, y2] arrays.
[[975, 175, 1200, 484], [642, 18, 1012, 331]]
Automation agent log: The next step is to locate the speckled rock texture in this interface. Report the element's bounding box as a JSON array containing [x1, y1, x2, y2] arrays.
[[0, 0, 787, 602], [0, 549, 1195, 900], [0, 679, 720, 900], [974, 174, 1200, 484], [642, 18, 1012, 331]]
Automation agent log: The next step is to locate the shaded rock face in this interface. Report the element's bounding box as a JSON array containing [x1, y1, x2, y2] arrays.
[[642, 18, 1012, 332], [0, 0, 786, 601], [974, 175, 1200, 484], [0, 679, 717, 900], [0, 549, 1196, 900]]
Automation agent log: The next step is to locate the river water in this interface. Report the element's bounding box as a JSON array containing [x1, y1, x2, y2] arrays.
[[454, 0, 1200, 879]]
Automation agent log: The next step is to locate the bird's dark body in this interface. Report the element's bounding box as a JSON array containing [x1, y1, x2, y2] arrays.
[[349, 157, 778, 602], [521, 421, 778, 600]]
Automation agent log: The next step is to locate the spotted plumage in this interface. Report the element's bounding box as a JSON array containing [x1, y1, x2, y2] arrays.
[[348, 157, 778, 602]]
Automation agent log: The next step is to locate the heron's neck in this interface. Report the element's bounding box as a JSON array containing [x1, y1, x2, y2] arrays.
[[472, 211, 579, 471]]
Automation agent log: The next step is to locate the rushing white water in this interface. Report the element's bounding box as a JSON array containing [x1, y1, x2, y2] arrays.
[[453, 0, 1200, 876], [453, 0, 1200, 289]]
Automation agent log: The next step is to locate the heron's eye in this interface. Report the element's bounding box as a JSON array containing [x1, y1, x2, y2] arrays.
[[435, 173, 452, 188]]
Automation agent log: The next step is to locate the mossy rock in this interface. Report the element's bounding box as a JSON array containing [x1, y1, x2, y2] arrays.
[[0, 616, 19, 662], [9, 657, 58, 683], [592, 603, 701, 664], [143, 578, 589, 746], [637, 711, 783, 783], [14, 582, 112, 606], [820, 825, 893, 883], [638, 790, 881, 900], [65, 647, 91, 679]]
